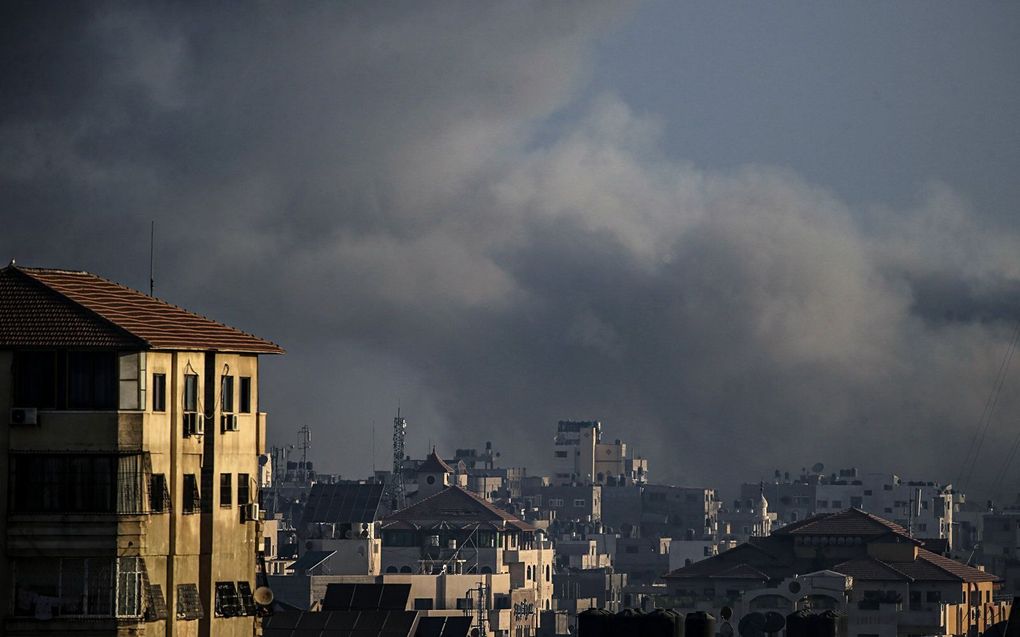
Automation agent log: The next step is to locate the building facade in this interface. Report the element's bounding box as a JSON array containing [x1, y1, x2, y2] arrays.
[[0, 265, 282, 636]]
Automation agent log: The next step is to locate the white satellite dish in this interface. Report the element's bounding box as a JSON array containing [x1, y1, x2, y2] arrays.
[[253, 586, 274, 606]]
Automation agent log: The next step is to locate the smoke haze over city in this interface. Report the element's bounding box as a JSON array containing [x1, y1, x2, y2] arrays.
[[3, 2, 1020, 498]]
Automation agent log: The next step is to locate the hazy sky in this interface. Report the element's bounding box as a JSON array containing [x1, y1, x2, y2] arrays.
[[3, 2, 1020, 498]]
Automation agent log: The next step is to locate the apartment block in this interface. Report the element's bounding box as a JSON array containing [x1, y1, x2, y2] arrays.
[[0, 265, 282, 636]]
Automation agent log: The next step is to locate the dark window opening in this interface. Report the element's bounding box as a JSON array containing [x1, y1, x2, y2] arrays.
[[220, 473, 232, 507], [239, 377, 251, 413], [220, 375, 234, 413], [183, 474, 201, 514], [9, 454, 146, 513], [152, 374, 166, 412], [12, 350, 57, 408], [183, 374, 199, 412], [238, 474, 251, 506], [150, 473, 169, 513], [68, 351, 117, 409]]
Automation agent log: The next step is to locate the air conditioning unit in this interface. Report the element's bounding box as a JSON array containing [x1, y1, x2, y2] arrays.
[[221, 413, 238, 432], [183, 412, 203, 437], [10, 407, 38, 426], [242, 502, 260, 523]]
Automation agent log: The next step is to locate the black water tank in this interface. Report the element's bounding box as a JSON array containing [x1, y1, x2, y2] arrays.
[[811, 610, 843, 637], [786, 609, 812, 637], [685, 611, 716, 637], [577, 608, 613, 637], [638, 608, 683, 637]]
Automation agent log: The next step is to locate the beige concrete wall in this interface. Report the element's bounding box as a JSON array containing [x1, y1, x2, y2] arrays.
[[1, 348, 264, 637]]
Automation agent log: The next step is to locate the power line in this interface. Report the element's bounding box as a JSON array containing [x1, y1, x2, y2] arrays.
[[956, 319, 1020, 492]]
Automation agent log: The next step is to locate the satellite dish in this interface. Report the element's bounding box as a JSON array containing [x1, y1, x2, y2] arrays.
[[812, 462, 824, 473], [720, 606, 733, 620], [258, 454, 270, 466], [253, 586, 274, 606], [720, 622, 734, 637]]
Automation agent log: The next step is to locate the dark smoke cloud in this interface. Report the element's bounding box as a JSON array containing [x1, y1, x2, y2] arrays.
[[3, 2, 1020, 500]]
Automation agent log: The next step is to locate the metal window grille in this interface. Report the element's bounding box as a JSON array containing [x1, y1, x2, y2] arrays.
[[215, 581, 243, 617], [236, 582, 256, 617], [176, 584, 204, 620]]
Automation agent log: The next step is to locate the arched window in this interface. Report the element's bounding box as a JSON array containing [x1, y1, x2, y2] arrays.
[[400, 566, 413, 573], [386, 566, 398, 573]]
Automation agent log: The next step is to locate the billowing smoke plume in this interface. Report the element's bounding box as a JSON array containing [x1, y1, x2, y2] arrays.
[[3, 2, 1020, 498]]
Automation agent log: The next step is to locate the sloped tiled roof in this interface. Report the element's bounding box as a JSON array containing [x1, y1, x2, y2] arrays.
[[417, 449, 453, 474], [774, 508, 913, 539], [382, 486, 534, 532], [0, 265, 283, 353], [832, 558, 912, 582], [906, 548, 999, 583], [708, 564, 770, 580]]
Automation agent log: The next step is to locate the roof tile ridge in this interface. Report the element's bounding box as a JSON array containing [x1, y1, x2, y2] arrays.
[[14, 267, 147, 347], [30, 267, 284, 353], [915, 547, 981, 581]]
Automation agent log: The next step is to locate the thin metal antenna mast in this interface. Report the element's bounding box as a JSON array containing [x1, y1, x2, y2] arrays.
[[149, 220, 156, 296], [384, 408, 408, 511]]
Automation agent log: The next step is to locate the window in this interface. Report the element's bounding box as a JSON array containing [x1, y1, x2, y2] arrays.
[[236, 582, 255, 617], [118, 353, 145, 410], [239, 377, 251, 413], [176, 583, 204, 620], [220, 473, 232, 507], [184, 374, 199, 412], [414, 598, 434, 610], [13, 350, 57, 408], [832, 500, 842, 508], [152, 374, 166, 411], [183, 474, 201, 514], [573, 498, 586, 507], [864, 490, 873, 496], [150, 474, 169, 513], [220, 375, 234, 413], [10, 453, 148, 514], [546, 565, 551, 581], [13, 557, 144, 618], [117, 557, 144, 617], [555, 451, 568, 458], [68, 351, 117, 409], [238, 474, 251, 505], [927, 591, 941, 603], [817, 500, 829, 508], [549, 498, 564, 507], [215, 582, 243, 617]]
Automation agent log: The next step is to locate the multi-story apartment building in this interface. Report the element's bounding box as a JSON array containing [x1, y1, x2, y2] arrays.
[[551, 421, 647, 487], [0, 264, 282, 636]]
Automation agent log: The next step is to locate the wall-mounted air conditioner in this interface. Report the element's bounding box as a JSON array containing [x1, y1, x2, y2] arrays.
[[10, 407, 38, 426], [221, 414, 238, 432], [242, 502, 260, 523], [184, 412, 203, 437]]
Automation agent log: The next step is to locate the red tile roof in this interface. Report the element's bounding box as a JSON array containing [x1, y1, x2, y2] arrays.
[[0, 265, 283, 354], [773, 508, 913, 540], [381, 486, 535, 532], [832, 558, 912, 581]]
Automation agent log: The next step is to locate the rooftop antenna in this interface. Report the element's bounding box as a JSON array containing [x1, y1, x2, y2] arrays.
[[297, 425, 311, 481], [149, 220, 156, 296], [384, 407, 408, 511]]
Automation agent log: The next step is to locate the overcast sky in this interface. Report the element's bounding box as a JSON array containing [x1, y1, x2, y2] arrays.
[[3, 2, 1020, 499]]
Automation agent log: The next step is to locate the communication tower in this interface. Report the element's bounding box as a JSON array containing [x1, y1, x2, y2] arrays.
[[385, 409, 408, 510]]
